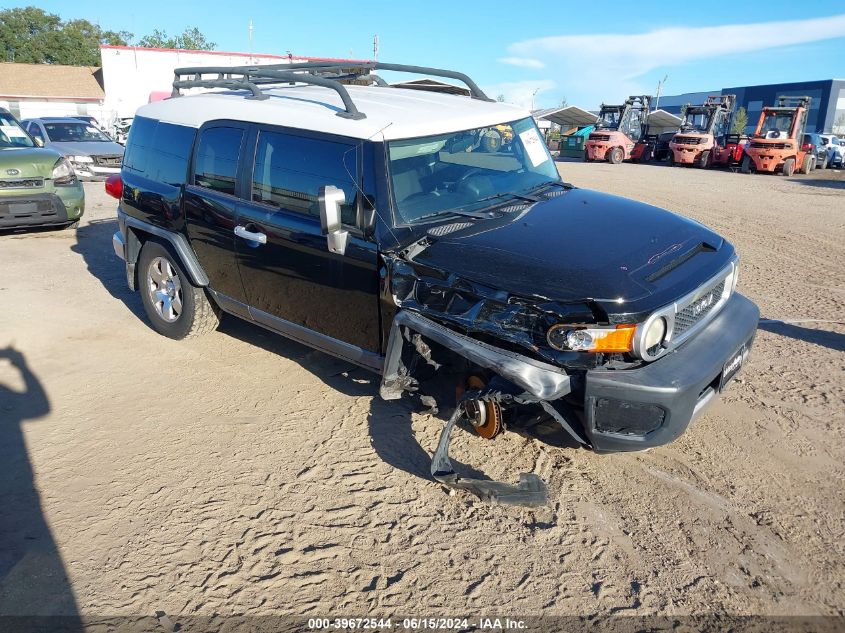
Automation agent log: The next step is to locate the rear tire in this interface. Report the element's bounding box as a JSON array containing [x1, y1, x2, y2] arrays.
[[740, 154, 752, 174], [697, 150, 711, 169], [607, 147, 623, 164], [782, 157, 795, 177], [583, 150, 591, 162], [666, 151, 675, 166], [138, 240, 220, 340]]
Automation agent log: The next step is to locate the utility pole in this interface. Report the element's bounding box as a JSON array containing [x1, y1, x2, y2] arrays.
[[655, 74, 668, 110], [373, 34, 379, 61], [248, 20, 254, 64], [531, 87, 540, 111]]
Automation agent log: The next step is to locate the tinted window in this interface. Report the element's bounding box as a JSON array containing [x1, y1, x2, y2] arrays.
[[27, 123, 44, 141], [123, 116, 196, 186], [252, 131, 358, 224], [193, 127, 243, 195]]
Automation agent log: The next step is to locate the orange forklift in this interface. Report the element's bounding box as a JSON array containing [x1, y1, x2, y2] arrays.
[[584, 95, 652, 164], [668, 95, 738, 168], [741, 96, 814, 176]]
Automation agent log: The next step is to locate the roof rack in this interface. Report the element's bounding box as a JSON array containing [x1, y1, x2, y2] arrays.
[[171, 61, 494, 120]]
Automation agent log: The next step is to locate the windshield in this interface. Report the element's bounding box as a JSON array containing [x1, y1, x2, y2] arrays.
[[757, 112, 795, 139], [682, 110, 713, 133], [43, 122, 112, 142], [388, 117, 560, 225], [0, 112, 35, 149], [596, 108, 622, 130]]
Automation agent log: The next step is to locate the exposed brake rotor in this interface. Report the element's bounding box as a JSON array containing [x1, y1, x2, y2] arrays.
[[460, 375, 503, 439]]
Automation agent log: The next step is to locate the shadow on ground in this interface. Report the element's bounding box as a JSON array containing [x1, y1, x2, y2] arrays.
[[759, 320, 845, 353], [0, 346, 82, 629]]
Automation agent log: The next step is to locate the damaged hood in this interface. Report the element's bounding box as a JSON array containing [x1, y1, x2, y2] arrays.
[[407, 187, 732, 316]]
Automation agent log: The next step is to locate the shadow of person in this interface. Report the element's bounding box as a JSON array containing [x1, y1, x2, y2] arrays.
[[0, 347, 81, 630], [70, 218, 143, 319], [758, 320, 845, 353]]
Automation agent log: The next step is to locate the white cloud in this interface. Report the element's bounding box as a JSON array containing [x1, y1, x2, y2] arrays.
[[482, 80, 556, 109], [498, 57, 545, 69], [506, 14, 845, 107]]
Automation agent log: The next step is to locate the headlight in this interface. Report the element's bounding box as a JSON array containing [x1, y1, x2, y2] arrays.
[[68, 155, 93, 163], [51, 158, 76, 185], [642, 317, 667, 353], [547, 324, 636, 353]]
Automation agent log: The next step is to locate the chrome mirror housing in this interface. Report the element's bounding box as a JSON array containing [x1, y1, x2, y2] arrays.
[[318, 185, 348, 255]]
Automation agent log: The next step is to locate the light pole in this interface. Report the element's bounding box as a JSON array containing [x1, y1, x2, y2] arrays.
[[531, 87, 540, 111]]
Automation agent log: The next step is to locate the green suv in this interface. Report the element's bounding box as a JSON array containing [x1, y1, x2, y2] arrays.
[[0, 108, 84, 230]]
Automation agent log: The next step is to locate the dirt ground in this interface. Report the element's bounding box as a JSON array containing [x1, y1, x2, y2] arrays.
[[0, 162, 843, 623]]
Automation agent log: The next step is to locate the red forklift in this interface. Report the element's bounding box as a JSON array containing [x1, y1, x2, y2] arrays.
[[584, 95, 652, 164], [668, 95, 741, 168], [742, 96, 814, 176]]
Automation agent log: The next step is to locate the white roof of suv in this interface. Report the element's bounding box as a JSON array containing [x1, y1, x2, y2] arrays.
[[136, 84, 529, 141]]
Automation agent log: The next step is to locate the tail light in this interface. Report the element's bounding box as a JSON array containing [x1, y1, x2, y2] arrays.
[[105, 174, 123, 199], [801, 143, 814, 152]]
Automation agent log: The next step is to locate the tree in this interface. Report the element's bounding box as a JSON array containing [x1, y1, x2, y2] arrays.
[[731, 106, 749, 135], [0, 6, 130, 65], [679, 104, 688, 119], [137, 27, 216, 51], [833, 113, 845, 135], [496, 94, 505, 102]]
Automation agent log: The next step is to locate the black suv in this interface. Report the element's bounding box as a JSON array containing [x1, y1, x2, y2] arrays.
[[110, 62, 758, 503]]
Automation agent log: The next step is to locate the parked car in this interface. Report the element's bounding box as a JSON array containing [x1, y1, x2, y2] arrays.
[[0, 108, 84, 230], [803, 133, 829, 170], [108, 62, 758, 503], [820, 134, 843, 168], [22, 117, 124, 180]]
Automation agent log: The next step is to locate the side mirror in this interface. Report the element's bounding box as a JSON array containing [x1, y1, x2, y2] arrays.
[[33, 137, 44, 147], [318, 185, 348, 256]]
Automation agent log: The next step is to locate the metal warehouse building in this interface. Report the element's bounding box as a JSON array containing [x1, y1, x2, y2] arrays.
[[659, 79, 845, 135]]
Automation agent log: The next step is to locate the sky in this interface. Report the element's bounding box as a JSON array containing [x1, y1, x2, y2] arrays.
[[5, 0, 845, 109]]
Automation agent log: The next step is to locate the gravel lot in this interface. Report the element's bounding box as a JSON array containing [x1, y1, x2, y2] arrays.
[[0, 162, 843, 623]]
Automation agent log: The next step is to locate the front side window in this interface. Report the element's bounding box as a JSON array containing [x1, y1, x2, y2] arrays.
[[0, 112, 35, 148], [27, 123, 44, 141], [43, 122, 111, 142], [193, 127, 243, 195], [251, 131, 358, 224], [387, 117, 559, 224]]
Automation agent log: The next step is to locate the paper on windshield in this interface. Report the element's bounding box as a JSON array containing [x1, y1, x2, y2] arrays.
[[518, 128, 549, 167], [1, 125, 27, 138]]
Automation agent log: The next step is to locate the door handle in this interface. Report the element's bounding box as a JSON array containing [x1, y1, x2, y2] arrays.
[[234, 225, 267, 244]]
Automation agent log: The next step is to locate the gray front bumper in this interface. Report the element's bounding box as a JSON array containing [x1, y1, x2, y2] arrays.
[[584, 292, 759, 452]]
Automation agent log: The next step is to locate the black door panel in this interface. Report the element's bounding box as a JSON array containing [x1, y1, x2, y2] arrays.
[[236, 204, 380, 352]]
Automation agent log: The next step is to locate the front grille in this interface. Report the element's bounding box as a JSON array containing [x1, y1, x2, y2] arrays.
[[589, 134, 611, 141], [674, 136, 702, 145], [0, 178, 44, 190], [674, 280, 726, 337], [93, 155, 122, 167], [750, 142, 788, 150]]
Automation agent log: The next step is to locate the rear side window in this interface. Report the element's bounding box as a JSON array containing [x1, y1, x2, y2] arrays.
[[193, 127, 243, 195], [123, 116, 196, 186], [251, 130, 357, 224]]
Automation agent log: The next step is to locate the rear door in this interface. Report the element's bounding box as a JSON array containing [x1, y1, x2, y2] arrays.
[[184, 122, 250, 307], [234, 126, 381, 361]]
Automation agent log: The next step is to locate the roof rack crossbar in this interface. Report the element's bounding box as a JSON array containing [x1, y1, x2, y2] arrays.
[[172, 61, 493, 117], [172, 66, 367, 119]]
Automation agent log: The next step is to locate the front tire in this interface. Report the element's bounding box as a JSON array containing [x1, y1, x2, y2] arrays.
[[138, 240, 219, 340], [799, 155, 814, 175]]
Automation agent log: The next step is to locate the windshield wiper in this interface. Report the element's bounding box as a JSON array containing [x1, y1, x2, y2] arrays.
[[411, 208, 494, 224], [479, 191, 540, 204]]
